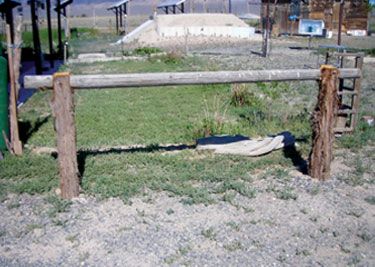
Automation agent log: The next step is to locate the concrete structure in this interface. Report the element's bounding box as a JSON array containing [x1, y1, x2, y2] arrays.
[[117, 13, 257, 45]]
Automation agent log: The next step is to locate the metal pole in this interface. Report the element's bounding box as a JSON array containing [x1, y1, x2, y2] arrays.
[[46, 0, 54, 68], [5, 4, 14, 42], [30, 0, 43, 74], [119, 5, 123, 28], [262, 0, 270, 57], [115, 7, 119, 34], [228, 0, 232, 13], [337, 0, 344, 46], [57, 0, 63, 56]]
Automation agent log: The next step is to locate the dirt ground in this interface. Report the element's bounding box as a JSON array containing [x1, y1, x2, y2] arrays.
[[0, 167, 374, 266], [1, 36, 375, 266]]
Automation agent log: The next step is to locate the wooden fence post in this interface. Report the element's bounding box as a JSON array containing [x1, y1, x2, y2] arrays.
[[309, 65, 340, 180], [51, 72, 80, 199], [6, 25, 23, 156]]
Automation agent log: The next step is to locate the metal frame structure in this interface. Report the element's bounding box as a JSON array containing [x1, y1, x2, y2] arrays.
[[28, 0, 44, 74], [55, 0, 73, 56], [108, 0, 130, 35], [0, 0, 21, 42], [157, 0, 186, 14]]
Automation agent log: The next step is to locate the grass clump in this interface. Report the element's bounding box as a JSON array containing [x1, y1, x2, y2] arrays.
[[364, 196, 375, 205], [216, 180, 256, 199], [274, 187, 298, 200], [338, 121, 375, 151], [194, 96, 229, 138], [134, 46, 163, 56], [230, 84, 265, 108], [201, 227, 216, 240], [224, 241, 244, 251], [45, 195, 72, 218]]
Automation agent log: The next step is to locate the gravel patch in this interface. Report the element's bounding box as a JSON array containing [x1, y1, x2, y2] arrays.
[[1, 172, 374, 266]]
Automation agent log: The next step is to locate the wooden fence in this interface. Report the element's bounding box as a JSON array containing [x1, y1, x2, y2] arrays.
[[24, 66, 362, 199]]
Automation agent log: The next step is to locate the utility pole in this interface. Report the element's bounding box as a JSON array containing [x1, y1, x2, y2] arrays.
[[337, 0, 344, 46], [262, 0, 270, 57]]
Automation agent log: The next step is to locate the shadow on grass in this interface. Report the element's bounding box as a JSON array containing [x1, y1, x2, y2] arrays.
[[76, 143, 196, 179], [19, 116, 50, 144], [282, 136, 308, 175], [250, 50, 265, 57]]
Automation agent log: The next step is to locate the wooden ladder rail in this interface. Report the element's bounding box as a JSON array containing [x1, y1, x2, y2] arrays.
[[328, 52, 364, 134]]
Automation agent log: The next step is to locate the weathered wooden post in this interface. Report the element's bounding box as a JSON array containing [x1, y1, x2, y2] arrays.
[[51, 72, 80, 199], [309, 65, 340, 180], [6, 25, 23, 156]]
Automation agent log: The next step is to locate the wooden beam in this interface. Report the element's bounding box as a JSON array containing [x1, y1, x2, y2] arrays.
[[308, 65, 340, 180], [13, 15, 22, 100], [350, 55, 364, 131], [51, 72, 80, 199], [6, 25, 22, 156], [24, 68, 361, 90]]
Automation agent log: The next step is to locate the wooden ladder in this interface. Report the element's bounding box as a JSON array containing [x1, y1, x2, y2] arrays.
[[325, 52, 364, 134]]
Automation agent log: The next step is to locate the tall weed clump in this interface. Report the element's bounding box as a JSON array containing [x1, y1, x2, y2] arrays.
[[230, 84, 264, 107], [195, 96, 229, 138]]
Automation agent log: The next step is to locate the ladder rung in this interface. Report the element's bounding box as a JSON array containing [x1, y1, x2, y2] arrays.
[[341, 86, 355, 91], [334, 127, 354, 133], [338, 91, 357, 96], [333, 52, 365, 58], [337, 109, 356, 115]]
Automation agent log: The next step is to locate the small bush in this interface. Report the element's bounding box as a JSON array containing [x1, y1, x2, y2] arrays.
[[162, 51, 183, 64], [231, 84, 265, 107], [45, 195, 72, 217], [195, 97, 229, 137], [217, 180, 256, 198], [274, 187, 298, 200], [134, 46, 162, 56]]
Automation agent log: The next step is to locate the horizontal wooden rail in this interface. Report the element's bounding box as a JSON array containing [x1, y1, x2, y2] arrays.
[[24, 68, 361, 89]]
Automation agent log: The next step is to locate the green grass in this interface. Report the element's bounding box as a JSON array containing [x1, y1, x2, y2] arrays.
[[81, 150, 293, 203], [0, 27, 101, 53], [133, 47, 163, 56], [0, 152, 58, 200], [21, 28, 60, 50], [0, 56, 316, 202], [21, 58, 313, 149], [338, 121, 375, 151], [3, 51, 373, 202]]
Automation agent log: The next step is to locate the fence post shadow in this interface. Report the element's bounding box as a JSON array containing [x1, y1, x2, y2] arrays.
[[76, 143, 196, 183], [19, 115, 51, 144], [283, 143, 308, 175]]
